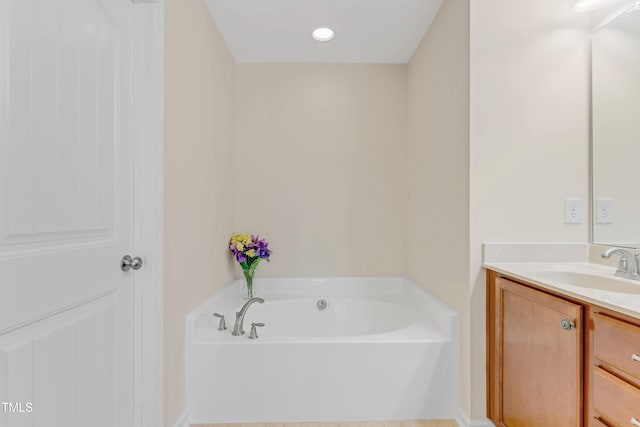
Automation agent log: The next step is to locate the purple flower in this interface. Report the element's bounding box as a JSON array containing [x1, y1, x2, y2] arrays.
[[229, 233, 272, 266]]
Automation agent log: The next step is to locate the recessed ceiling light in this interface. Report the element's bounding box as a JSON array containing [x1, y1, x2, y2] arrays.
[[312, 27, 334, 42]]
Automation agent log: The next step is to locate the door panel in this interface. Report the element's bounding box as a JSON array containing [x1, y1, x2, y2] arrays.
[[490, 277, 583, 427], [4, 0, 118, 244], [0, 0, 136, 425], [1, 298, 114, 426]]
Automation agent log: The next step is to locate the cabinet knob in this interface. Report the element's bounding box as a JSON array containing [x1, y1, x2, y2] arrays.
[[560, 319, 575, 331], [632, 354, 640, 362], [631, 417, 640, 427]]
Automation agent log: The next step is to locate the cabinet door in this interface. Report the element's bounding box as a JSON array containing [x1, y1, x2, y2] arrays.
[[488, 276, 583, 427]]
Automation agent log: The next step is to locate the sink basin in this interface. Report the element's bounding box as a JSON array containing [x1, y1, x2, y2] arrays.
[[534, 270, 640, 294]]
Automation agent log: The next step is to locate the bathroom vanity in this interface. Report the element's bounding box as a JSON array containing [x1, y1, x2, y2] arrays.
[[486, 264, 640, 427]]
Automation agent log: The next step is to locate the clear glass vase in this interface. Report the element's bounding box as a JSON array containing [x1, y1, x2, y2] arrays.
[[241, 267, 255, 300]]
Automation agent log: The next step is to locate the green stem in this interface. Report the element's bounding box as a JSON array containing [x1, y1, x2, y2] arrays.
[[242, 267, 255, 298]]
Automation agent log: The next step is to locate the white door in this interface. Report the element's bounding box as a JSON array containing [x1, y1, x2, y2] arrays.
[[0, 0, 137, 425]]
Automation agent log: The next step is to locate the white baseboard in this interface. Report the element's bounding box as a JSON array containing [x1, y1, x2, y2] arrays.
[[455, 408, 495, 427], [172, 412, 188, 427]]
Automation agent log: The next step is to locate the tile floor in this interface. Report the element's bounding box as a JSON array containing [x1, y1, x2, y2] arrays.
[[193, 421, 457, 427]]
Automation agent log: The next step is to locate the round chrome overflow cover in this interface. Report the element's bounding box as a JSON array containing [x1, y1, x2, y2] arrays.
[[317, 299, 328, 310]]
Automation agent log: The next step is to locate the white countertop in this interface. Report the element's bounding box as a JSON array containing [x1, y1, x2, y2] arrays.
[[484, 261, 640, 320]]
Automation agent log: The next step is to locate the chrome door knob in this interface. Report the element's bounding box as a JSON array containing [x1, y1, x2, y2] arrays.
[[121, 255, 143, 272]]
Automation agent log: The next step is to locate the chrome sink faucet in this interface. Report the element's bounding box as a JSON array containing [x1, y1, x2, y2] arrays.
[[601, 247, 640, 280], [232, 297, 265, 336]]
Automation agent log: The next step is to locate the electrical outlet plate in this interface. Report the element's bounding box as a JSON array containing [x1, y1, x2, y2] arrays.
[[565, 199, 582, 224], [596, 198, 613, 224]]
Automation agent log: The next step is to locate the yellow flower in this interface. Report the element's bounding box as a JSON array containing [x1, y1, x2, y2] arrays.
[[230, 233, 253, 252], [246, 249, 256, 257], [233, 233, 250, 243]]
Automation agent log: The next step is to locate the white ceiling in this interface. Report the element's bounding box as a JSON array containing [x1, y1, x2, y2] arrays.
[[203, 0, 444, 63]]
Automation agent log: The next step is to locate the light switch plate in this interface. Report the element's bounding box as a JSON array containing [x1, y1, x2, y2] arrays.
[[596, 198, 613, 224], [565, 199, 582, 224]]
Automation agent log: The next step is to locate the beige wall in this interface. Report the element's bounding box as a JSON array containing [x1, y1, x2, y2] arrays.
[[234, 64, 408, 278], [409, 0, 590, 420], [407, 0, 471, 417], [469, 0, 590, 419], [164, 0, 236, 425], [162, 0, 591, 423]]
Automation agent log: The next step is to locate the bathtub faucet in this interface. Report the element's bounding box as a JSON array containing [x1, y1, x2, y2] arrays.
[[232, 297, 265, 336]]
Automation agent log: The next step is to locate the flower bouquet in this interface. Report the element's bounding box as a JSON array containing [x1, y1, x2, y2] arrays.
[[229, 233, 272, 299]]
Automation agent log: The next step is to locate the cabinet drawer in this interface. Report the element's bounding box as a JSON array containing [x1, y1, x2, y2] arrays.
[[591, 418, 609, 427], [594, 313, 640, 379], [593, 367, 640, 426]]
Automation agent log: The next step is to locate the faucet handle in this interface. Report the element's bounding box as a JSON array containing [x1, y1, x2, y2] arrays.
[[249, 322, 265, 340], [618, 257, 629, 273], [213, 313, 227, 330], [617, 252, 640, 275]]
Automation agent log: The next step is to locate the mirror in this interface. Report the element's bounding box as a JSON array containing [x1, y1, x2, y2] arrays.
[[592, 3, 640, 248]]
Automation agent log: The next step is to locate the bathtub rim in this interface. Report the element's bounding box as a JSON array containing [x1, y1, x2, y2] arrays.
[[186, 276, 459, 342]]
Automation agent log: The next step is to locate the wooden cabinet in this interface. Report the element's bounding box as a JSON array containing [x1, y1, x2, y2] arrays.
[[487, 272, 583, 427], [488, 270, 640, 427], [592, 367, 640, 425], [588, 309, 640, 427]]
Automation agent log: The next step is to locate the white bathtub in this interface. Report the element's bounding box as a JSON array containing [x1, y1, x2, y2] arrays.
[[186, 277, 459, 424]]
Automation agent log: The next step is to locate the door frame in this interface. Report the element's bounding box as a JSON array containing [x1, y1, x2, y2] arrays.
[[131, 1, 164, 426]]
